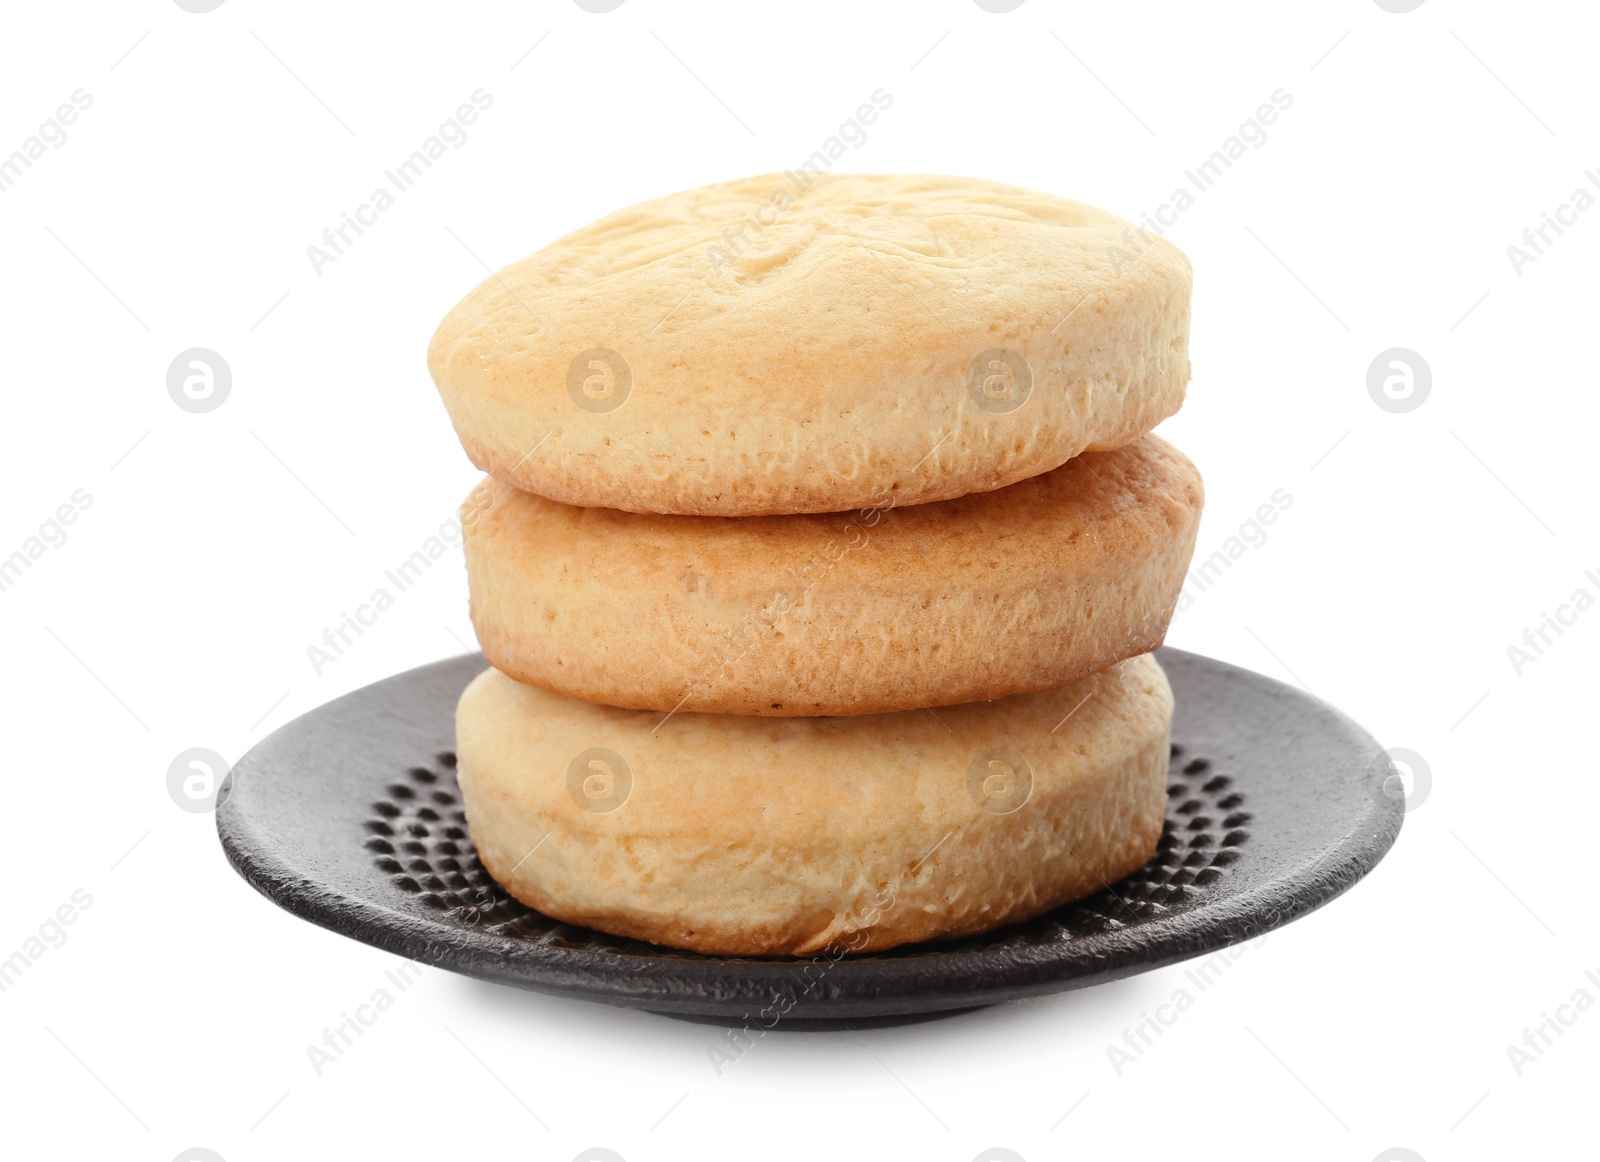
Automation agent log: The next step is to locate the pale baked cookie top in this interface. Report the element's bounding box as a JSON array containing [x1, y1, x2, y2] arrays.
[[429, 173, 1191, 515]]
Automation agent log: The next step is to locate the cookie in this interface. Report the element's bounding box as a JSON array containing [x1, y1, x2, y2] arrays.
[[455, 653, 1172, 956], [462, 435, 1202, 716], [429, 172, 1191, 515]]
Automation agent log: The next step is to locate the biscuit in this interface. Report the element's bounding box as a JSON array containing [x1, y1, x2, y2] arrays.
[[455, 653, 1172, 957], [462, 435, 1202, 717], [429, 172, 1192, 516]]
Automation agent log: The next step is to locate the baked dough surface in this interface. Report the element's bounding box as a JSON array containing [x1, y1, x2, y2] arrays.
[[455, 653, 1172, 956], [429, 172, 1191, 515], [463, 435, 1202, 716]]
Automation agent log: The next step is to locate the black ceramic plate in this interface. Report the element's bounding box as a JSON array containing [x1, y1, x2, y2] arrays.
[[217, 648, 1401, 1021]]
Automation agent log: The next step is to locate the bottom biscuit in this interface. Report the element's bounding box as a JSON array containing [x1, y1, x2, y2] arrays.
[[455, 654, 1172, 957]]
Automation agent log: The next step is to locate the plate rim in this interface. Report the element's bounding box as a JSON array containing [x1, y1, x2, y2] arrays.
[[217, 647, 1403, 1019]]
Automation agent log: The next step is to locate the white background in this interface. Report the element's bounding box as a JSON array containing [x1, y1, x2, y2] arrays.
[[1, 1, 1595, 1159]]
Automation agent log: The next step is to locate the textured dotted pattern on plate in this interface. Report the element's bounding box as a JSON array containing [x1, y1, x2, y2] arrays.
[[362, 742, 1251, 961]]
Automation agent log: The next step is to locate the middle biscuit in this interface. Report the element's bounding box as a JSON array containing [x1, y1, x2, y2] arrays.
[[464, 434, 1203, 717]]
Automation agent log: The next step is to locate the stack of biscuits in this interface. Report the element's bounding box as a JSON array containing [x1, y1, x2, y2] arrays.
[[428, 173, 1203, 957]]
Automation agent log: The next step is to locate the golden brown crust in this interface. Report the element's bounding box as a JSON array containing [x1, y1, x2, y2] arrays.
[[455, 654, 1172, 957], [462, 435, 1203, 716], [429, 172, 1192, 516]]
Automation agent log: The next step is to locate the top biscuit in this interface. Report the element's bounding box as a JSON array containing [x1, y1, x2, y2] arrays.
[[428, 173, 1191, 516]]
